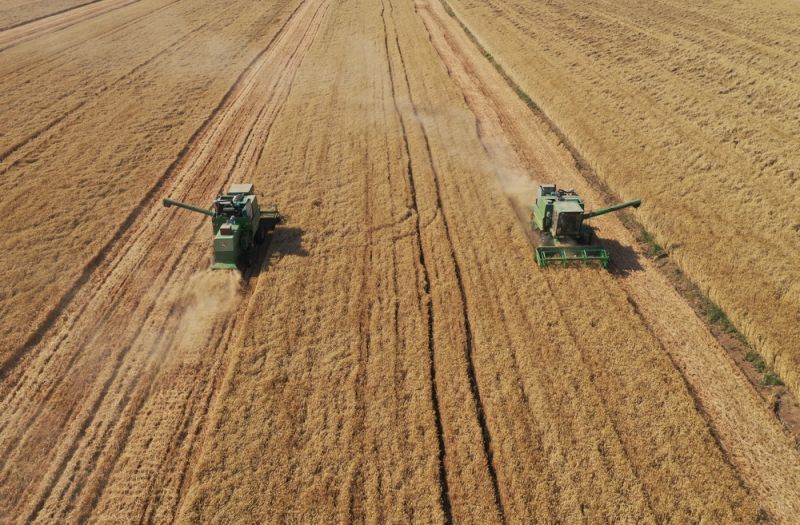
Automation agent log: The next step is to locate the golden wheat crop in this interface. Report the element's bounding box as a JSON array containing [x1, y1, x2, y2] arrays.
[[182, 0, 771, 521], [448, 0, 800, 396], [0, 0, 798, 522], [0, 0, 304, 364], [0, 1, 88, 30]]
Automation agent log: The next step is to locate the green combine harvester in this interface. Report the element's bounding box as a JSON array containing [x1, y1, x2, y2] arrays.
[[163, 183, 284, 269], [530, 184, 640, 268]]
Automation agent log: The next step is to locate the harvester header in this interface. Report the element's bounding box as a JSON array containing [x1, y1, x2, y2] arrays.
[[530, 184, 640, 268], [162, 183, 284, 269]]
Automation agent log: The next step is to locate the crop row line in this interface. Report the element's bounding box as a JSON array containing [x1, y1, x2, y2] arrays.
[[380, 1, 453, 522]]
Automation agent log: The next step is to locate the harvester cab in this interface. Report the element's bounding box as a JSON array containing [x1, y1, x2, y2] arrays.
[[530, 184, 640, 268], [163, 183, 284, 270], [533, 185, 584, 238]]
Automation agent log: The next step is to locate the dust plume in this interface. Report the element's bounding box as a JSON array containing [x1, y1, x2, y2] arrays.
[[166, 270, 241, 352], [413, 105, 539, 213], [480, 133, 538, 208]]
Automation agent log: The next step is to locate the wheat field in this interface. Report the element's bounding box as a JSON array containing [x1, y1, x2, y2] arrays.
[[0, 0, 798, 522], [448, 0, 800, 396]]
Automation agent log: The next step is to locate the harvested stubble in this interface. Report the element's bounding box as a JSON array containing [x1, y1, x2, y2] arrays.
[[0, 0, 311, 521], [182, 0, 763, 521], [0, 0, 796, 522], [418, 0, 800, 519], [0, 0, 89, 30], [0, 0, 304, 364], [447, 0, 800, 396]]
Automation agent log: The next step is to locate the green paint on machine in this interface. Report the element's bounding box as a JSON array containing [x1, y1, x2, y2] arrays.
[[530, 184, 640, 269], [163, 183, 285, 270]]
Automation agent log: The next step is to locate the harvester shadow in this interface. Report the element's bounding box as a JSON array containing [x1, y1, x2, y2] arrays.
[[244, 226, 308, 284], [602, 237, 644, 276]]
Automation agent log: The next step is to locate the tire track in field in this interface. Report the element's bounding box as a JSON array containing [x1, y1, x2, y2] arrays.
[[1, 0, 118, 31], [62, 3, 329, 518], [0, 0, 331, 520], [404, 5, 651, 520], [70, 321, 229, 524], [379, 2, 452, 521], [0, 16, 210, 172], [385, 1, 505, 522], [464, 0, 800, 396], [24, 0, 328, 515], [142, 318, 239, 524], [0, 0, 185, 81], [424, 1, 800, 521], [414, 6, 642, 520], [0, 0, 303, 382], [0, 0, 140, 51], [423, 3, 717, 520]]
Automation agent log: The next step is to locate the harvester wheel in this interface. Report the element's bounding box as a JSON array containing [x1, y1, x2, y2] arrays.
[[255, 224, 266, 245], [239, 248, 255, 268]]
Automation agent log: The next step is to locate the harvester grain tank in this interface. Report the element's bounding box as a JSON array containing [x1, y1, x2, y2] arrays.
[[163, 183, 284, 269], [530, 184, 640, 268]]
